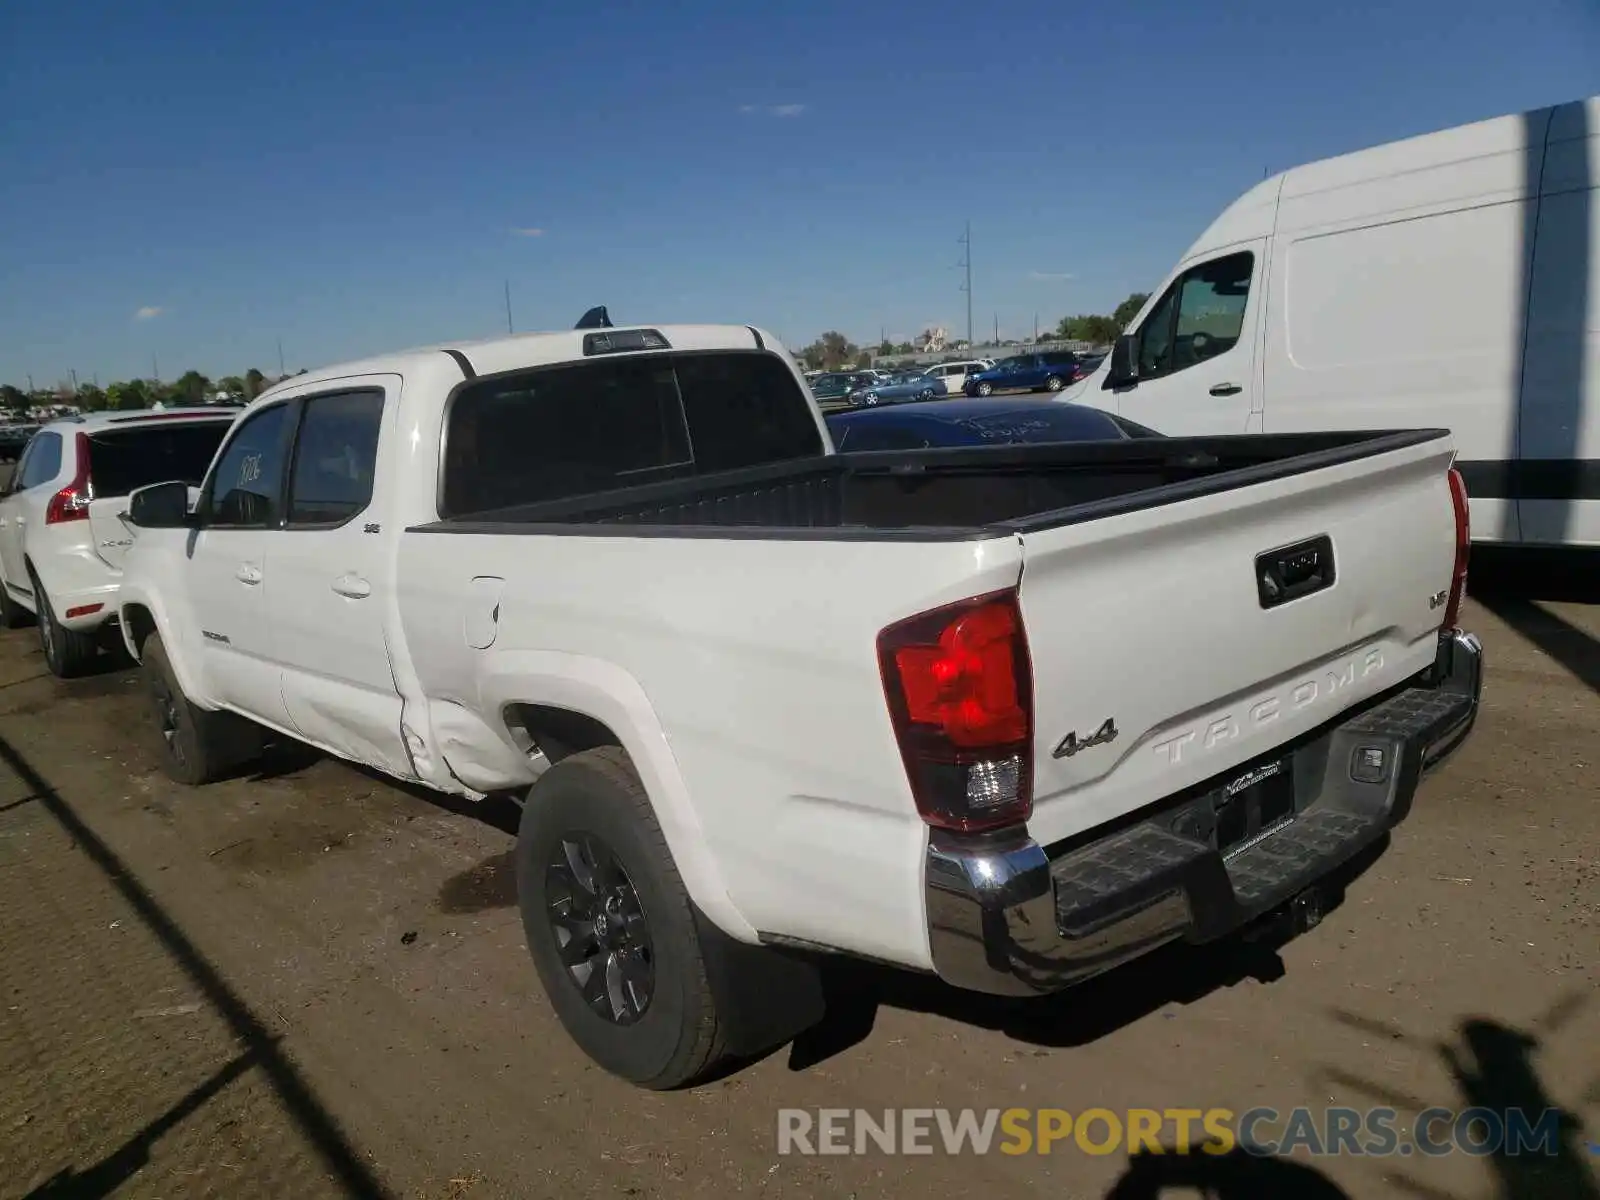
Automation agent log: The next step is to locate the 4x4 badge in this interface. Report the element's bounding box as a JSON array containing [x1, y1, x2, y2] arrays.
[[1053, 718, 1118, 759]]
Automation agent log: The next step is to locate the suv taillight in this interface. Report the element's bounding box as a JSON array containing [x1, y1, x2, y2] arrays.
[[877, 589, 1034, 833], [1441, 466, 1470, 630], [45, 432, 92, 525]]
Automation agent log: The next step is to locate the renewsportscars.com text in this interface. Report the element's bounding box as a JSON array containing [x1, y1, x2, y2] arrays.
[[776, 1106, 1567, 1158]]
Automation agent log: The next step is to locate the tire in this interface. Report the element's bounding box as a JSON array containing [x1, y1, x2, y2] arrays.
[[141, 634, 262, 785], [0, 577, 33, 630], [516, 746, 728, 1089], [32, 570, 98, 678], [1045, 375, 1065, 391], [976, 381, 993, 396]]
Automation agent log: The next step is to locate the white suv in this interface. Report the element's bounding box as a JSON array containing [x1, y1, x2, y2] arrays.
[[0, 408, 237, 676], [921, 358, 995, 396]]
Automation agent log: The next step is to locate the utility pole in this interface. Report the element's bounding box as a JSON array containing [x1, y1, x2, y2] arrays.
[[1033, 312, 1039, 343], [957, 221, 973, 350], [505, 280, 515, 334], [70, 369, 78, 392], [152, 355, 160, 384], [26, 374, 34, 393], [993, 313, 999, 345]]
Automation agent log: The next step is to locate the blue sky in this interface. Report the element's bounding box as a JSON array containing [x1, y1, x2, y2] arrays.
[[2, 0, 1596, 386]]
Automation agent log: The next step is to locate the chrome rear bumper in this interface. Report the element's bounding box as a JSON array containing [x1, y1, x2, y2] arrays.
[[924, 628, 1483, 998]]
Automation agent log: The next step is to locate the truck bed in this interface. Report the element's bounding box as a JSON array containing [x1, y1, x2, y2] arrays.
[[411, 429, 1449, 540]]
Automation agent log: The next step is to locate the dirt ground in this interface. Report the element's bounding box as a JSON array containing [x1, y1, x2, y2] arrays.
[[0, 553, 1596, 1200]]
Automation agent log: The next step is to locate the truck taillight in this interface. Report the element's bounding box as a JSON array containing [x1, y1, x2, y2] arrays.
[[45, 432, 92, 525], [877, 589, 1034, 833], [1441, 466, 1470, 630]]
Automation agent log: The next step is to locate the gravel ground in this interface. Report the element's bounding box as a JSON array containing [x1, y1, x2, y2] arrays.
[[0, 551, 1595, 1200]]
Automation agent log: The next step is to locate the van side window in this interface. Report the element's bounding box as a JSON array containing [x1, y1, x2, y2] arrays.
[[1135, 251, 1255, 381]]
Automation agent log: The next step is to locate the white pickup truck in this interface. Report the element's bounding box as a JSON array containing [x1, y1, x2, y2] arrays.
[[117, 321, 1482, 1089]]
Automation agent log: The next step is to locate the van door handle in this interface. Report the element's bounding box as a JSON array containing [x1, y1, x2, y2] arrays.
[[236, 564, 262, 585], [1209, 383, 1243, 396], [332, 574, 371, 599]]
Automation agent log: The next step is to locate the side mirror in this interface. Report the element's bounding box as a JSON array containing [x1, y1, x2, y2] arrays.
[[126, 480, 193, 529], [1106, 334, 1138, 388]]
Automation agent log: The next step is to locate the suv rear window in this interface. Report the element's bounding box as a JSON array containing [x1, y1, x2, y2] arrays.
[[88, 421, 232, 497], [441, 351, 824, 516]]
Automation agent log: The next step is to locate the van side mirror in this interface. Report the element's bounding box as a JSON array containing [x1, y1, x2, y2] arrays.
[[126, 480, 193, 529], [1106, 334, 1138, 388]]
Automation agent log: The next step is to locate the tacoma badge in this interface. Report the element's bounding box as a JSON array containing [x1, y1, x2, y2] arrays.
[[1053, 717, 1118, 759]]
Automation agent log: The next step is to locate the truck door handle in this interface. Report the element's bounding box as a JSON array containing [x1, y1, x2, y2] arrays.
[[235, 564, 262, 585], [332, 574, 371, 599], [1210, 383, 1243, 396]]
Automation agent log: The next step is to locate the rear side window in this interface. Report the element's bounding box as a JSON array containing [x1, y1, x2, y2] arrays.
[[87, 422, 231, 497], [441, 351, 823, 516], [17, 432, 61, 490], [287, 391, 384, 526]]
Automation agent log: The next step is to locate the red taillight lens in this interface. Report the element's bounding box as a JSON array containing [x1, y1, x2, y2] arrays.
[[1441, 466, 1470, 630], [45, 432, 92, 525], [878, 590, 1034, 833]]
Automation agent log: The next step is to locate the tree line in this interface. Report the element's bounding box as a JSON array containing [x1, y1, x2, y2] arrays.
[[0, 367, 306, 420], [795, 293, 1151, 372]]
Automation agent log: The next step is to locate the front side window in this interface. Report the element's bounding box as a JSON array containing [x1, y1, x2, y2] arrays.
[[18, 433, 62, 490], [287, 391, 384, 526], [205, 404, 290, 527], [442, 350, 823, 516], [1171, 252, 1253, 371], [1135, 251, 1254, 381]]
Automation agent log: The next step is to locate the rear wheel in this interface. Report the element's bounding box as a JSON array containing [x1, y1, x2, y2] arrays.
[[516, 746, 728, 1089], [1045, 375, 1065, 391], [141, 634, 262, 785], [32, 571, 98, 678], [0, 577, 33, 630]]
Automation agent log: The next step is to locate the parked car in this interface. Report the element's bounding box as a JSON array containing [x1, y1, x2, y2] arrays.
[[828, 396, 1161, 450], [845, 371, 942, 407], [1058, 93, 1600, 549], [922, 359, 994, 396], [0, 423, 40, 463], [118, 322, 1480, 1092], [808, 371, 877, 407], [964, 351, 1088, 396], [0, 408, 236, 676]]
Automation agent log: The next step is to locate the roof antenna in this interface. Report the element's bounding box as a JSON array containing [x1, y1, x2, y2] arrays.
[[576, 305, 613, 330]]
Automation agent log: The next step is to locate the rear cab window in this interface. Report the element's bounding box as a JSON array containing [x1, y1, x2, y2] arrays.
[[87, 420, 232, 497], [441, 351, 824, 517]]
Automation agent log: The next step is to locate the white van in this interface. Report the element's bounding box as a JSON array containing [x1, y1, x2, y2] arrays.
[[1061, 95, 1598, 549]]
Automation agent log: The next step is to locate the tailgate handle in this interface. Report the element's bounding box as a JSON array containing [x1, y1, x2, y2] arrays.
[[1256, 535, 1335, 609], [1209, 382, 1243, 396]]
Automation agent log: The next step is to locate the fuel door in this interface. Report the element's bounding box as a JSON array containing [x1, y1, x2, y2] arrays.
[[464, 576, 505, 649]]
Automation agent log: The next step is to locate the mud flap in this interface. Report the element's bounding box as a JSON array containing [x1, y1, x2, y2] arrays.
[[692, 906, 826, 1058]]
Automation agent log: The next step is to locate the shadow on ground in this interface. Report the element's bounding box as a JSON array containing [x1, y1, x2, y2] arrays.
[[0, 732, 392, 1200], [1470, 546, 1600, 695]]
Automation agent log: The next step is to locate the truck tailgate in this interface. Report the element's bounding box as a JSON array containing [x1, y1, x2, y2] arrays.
[[1017, 432, 1459, 847]]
